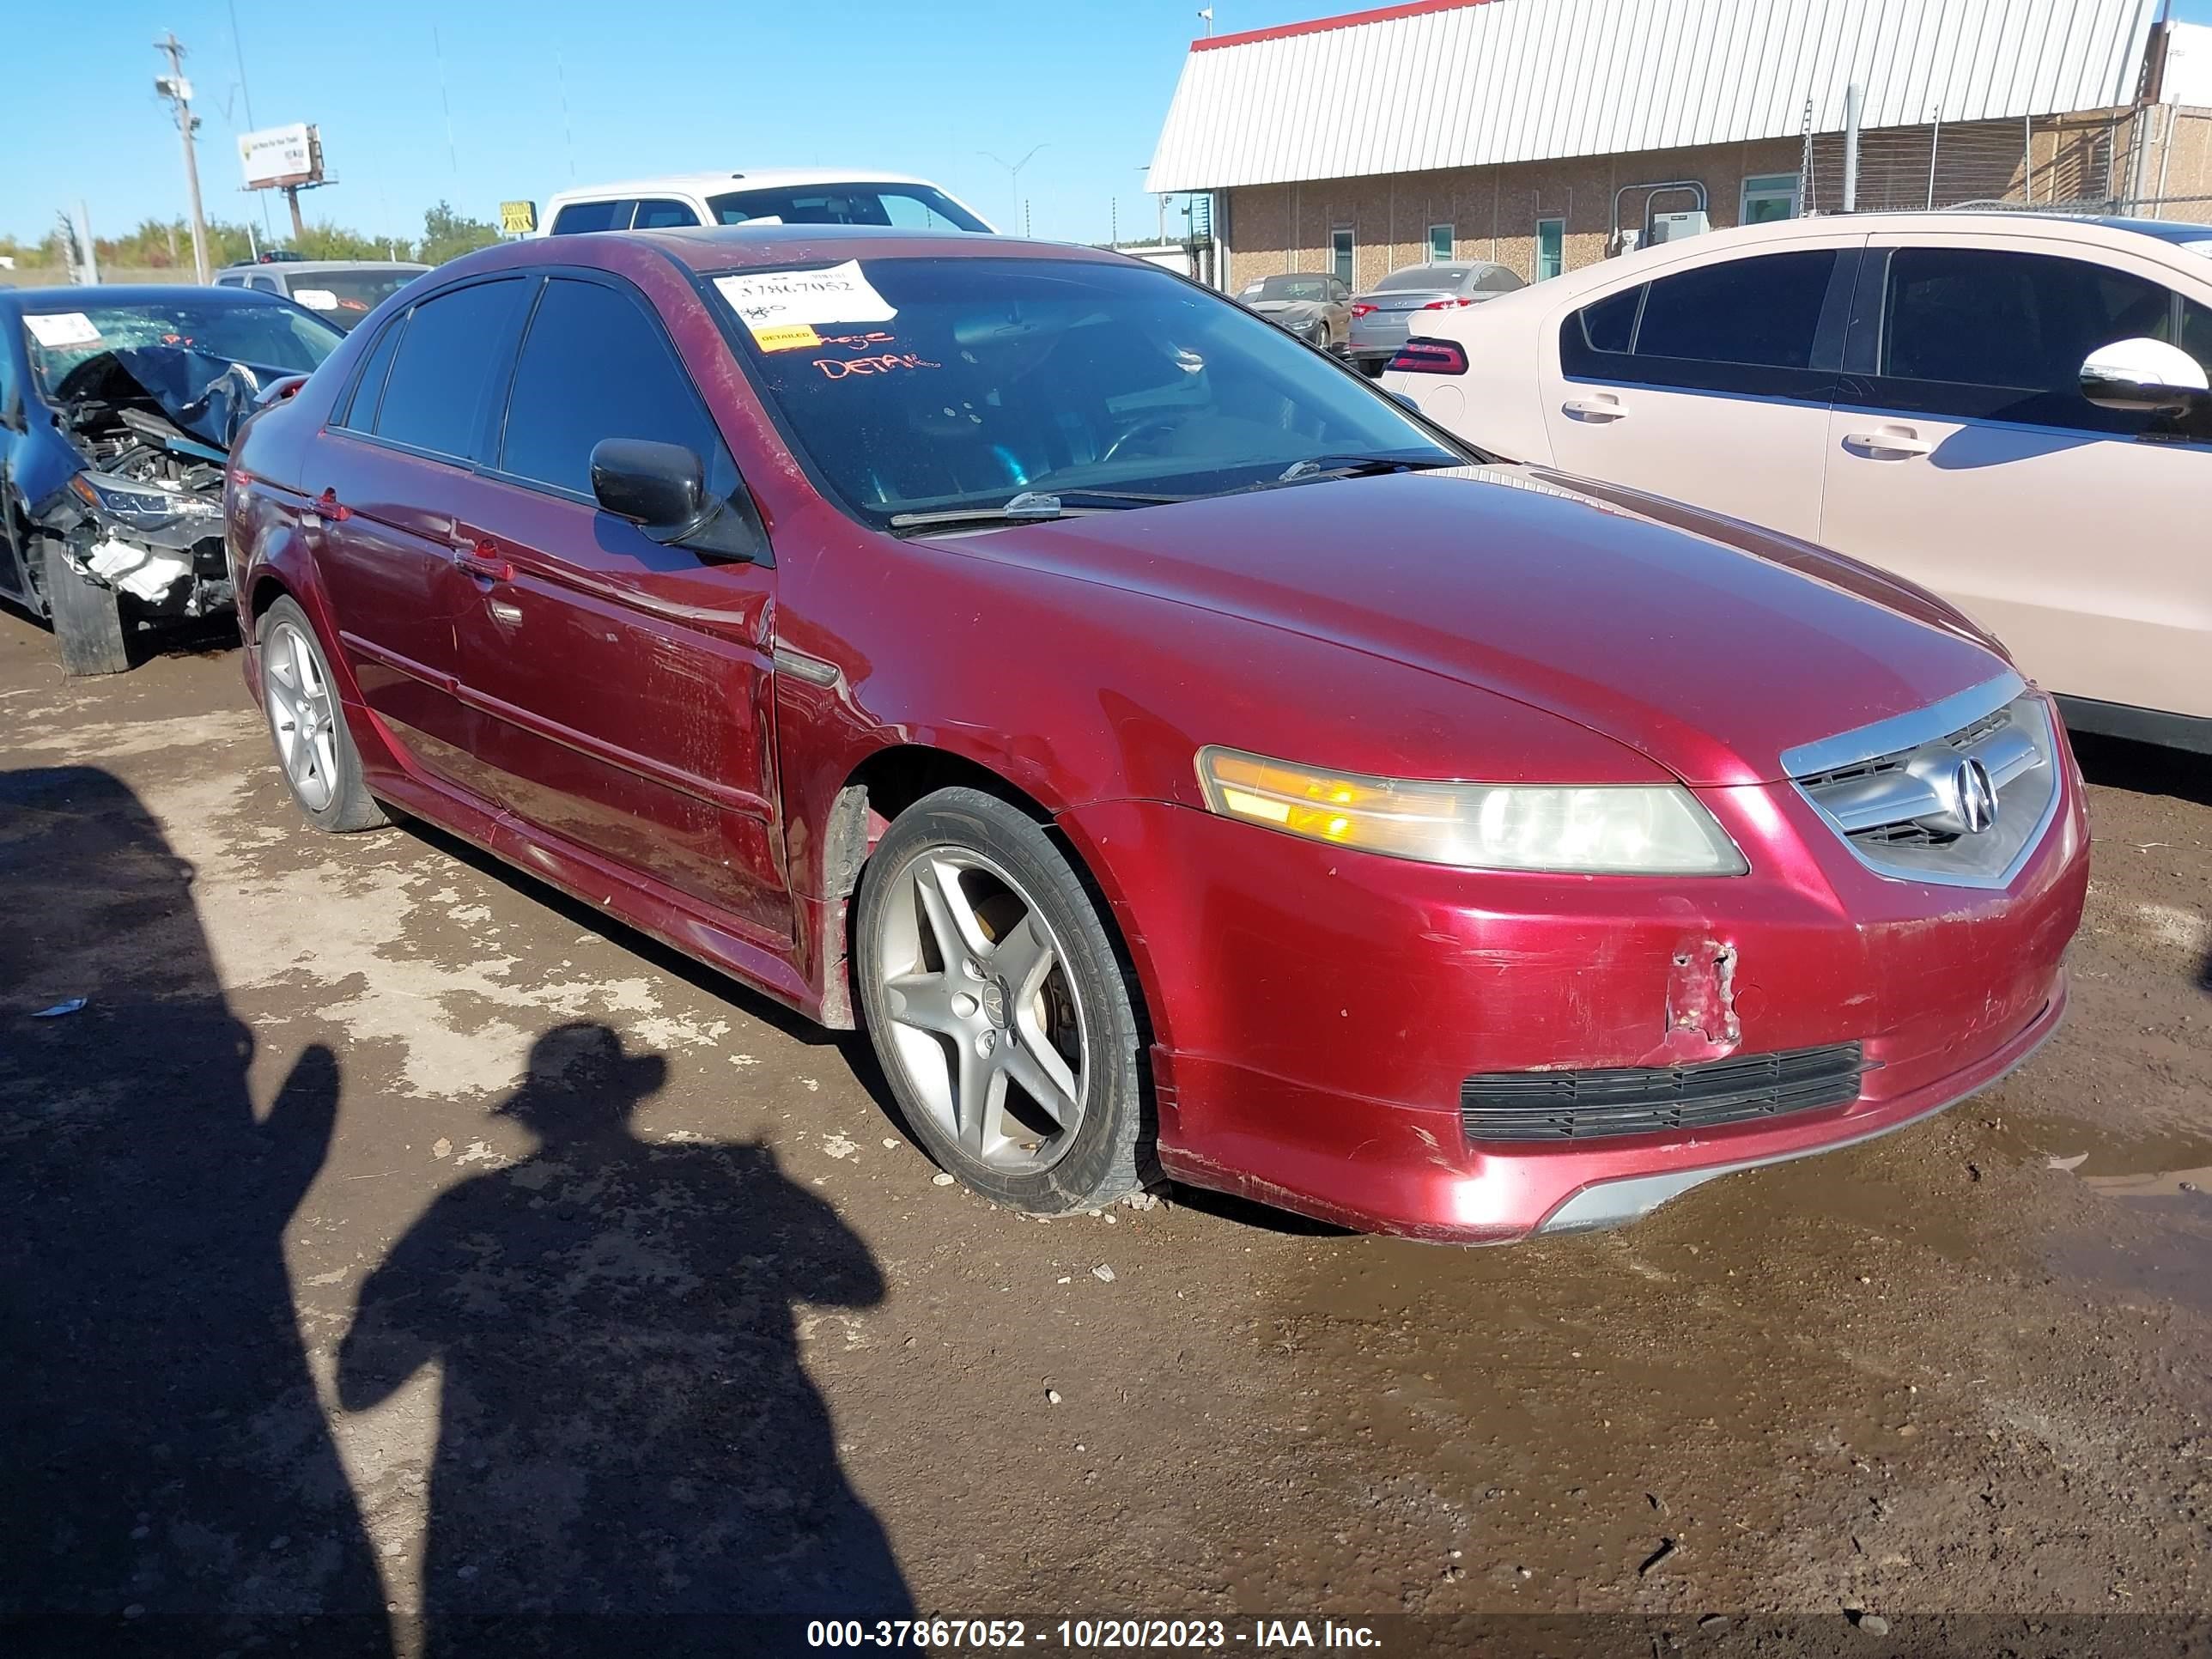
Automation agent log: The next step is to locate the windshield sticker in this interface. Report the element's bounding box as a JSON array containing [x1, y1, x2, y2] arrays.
[[714, 260, 896, 341], [813, 350, 940, 380], [755, 323, 823, 352], [24, 312, 103, 349], [291, 288, 340, 310]]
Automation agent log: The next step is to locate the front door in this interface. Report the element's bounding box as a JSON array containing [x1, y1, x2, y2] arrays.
[[446, 273, 789, 943], [1818, 234, 2212, 721], [308, 275, 534, 800], [1540, 237, 1864, 544]]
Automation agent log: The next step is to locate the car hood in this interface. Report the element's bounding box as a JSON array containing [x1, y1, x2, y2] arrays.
[[935, 465, 2008, 787], [52, 344, 293, 454]]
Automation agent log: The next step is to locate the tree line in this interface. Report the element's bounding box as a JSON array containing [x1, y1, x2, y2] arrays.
[[0, 201, 504, 274]]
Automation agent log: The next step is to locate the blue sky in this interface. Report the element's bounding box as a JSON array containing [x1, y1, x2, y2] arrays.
[[9, 0, 2212, 249]]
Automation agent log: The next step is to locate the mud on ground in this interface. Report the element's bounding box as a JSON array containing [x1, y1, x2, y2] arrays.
[[2, 611, 2207, 1656]]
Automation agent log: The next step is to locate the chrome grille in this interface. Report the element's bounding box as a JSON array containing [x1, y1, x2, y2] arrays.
[[1783, 671, 2062, 888]]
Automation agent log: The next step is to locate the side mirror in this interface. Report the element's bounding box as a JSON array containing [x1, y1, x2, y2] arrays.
[[2079, 337, 2211, 414], [591, 438, 706, 535], [1386, 389, 1421, 413]]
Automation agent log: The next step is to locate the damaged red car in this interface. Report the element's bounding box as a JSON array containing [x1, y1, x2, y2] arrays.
[[225, 228, 2087, 1243]]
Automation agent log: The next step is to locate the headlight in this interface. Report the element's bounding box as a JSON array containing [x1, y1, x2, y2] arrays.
[[70, 470, 221, 531], [1195, 746, 1747, 875]]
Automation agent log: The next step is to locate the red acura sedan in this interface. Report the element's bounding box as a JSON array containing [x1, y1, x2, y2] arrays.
[[225, 228, 2087, 1243]]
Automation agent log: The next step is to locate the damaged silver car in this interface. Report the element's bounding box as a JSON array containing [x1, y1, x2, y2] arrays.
[[0, 285, 343, 674]]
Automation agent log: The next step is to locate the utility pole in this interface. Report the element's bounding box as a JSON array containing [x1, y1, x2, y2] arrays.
[[154, 33, 212, 283], [225, 0, 273, 240], [980, 144, 1048, 236]]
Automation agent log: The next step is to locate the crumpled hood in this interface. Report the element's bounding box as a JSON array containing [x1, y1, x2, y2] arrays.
[[53, 345, 280, 453], [934, 465, 2010, 787]]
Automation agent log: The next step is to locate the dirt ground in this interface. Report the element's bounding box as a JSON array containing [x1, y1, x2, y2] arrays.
[[3, 608, 2208, 1658]]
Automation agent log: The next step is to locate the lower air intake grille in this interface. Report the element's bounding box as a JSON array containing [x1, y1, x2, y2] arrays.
[[1461, 1042, 1869, 1143]]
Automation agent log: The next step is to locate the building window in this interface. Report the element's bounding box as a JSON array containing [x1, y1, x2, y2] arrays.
[[1427, 222, 1454, 261], [1330, 226, 1354, 285], [1741, 173, 1800, 225], [1535, 217, 1565, 281]]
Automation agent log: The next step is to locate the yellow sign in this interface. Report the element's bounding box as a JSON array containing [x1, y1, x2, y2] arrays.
[[498, 199, 538, 235], [752, 323, 823, 353]]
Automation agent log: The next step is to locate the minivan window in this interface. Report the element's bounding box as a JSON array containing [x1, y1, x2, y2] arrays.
[[707, 184, 988, 233], [550, 199, 629, 234], [370, 279, 529, 459], [498, 278, 727, 496], [1883, 247, 2179, 391], [631, 198, 701, 230], [1633, 250, 1837, 369]]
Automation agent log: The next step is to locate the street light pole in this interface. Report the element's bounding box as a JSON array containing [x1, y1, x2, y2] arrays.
[[980, 144, 1048, 237], [154, 33, 212, 283]]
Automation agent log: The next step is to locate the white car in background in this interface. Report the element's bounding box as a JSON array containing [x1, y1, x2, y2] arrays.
[[1383, 211, 2212, 752], [538, 170, 996, 236]]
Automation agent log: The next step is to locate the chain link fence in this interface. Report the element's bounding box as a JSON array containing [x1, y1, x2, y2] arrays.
[[1797, 103, 2212, 221]]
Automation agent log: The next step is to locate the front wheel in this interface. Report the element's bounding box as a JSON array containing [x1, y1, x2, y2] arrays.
[[42, 537, 129, 678], [259, 596, 386, 832], [855, 787, 1149, 1213]]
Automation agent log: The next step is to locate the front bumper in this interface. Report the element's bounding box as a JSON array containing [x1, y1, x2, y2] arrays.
[[1057, 739, 2088, 1244]]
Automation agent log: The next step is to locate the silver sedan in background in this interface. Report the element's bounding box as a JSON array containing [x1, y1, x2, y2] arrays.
[[1348, 260, 1524, 374], [1235, 272, 1352, 355]]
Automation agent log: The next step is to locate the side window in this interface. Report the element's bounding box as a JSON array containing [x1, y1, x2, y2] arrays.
[[550, 198, 629, 234], [1478, 265, 1524, 294], [251, 275, 283, 294], [496, 277, 729, 499], [1635, 250, 1837, 369], [2181, 296, 2212, 377], [1575, 286, 1643, 354], [1883, 247, 2176, 392], [630, 198, 700, 229], [0, 327, 15, 414], [371, 279, 530, 459], [216, 273, 246, 288], [335, 313, 408, 431]]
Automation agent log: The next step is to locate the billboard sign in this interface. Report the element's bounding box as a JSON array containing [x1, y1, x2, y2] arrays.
[[240, 123, 323, 191]]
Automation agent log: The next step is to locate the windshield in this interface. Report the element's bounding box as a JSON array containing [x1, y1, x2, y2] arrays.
[[1374, 265, 1468, 292], [708, 184, 988, 233], [287, 268, 426, 329], [714, 255, 1459, 526], [21, 297, 343, 391]]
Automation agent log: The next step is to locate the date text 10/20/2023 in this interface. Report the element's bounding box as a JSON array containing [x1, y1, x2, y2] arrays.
[[805, 1620, 1383, 1650]]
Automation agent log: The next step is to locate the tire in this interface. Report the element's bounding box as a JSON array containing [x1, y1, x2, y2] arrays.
[[42, 537, 130, 678], [855, 786, 1149, 1214], [258, 596, 386, 832]]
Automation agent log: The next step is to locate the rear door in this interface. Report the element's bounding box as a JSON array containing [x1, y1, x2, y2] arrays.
[[1819, 234, 2212, 720], [1540, 236, 1865, 543], [309, 275, 532, 799], [445, 272, 789, 941]]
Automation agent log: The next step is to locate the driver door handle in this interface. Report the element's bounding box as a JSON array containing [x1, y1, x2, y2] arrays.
[[1843, 426, 1934, 459], [1561, 396, 1628, 422]]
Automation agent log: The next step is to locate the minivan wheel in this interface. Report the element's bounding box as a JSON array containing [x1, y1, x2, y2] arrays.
[[42, 537, 130, 678], [856, 787, 1148, 1213], [259, 597, 386, 832]]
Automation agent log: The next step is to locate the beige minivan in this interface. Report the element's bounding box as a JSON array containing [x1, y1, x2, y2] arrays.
[[1383, 211, 2212, 752]]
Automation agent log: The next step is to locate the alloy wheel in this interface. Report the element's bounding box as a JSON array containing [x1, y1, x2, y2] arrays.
[[264, 620, 339, 813], [873, 848, 1090, 1173]]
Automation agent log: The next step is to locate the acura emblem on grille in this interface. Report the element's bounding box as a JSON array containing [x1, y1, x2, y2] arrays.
[[1952, 757, 1999, 835]]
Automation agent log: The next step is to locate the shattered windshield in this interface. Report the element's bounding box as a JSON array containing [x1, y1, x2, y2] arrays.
[[22, 299, 343, 394], [714, 255, 1456, 527]]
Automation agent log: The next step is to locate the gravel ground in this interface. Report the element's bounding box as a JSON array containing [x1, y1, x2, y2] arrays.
[[2, 611, 2207, 1657]]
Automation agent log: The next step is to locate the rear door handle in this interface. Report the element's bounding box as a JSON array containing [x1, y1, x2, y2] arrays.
[[1843, 427, 1933, 459], [453, 538, 512, 583], [307, 487, 351, 524], [1561, 396, 1628, 421]]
